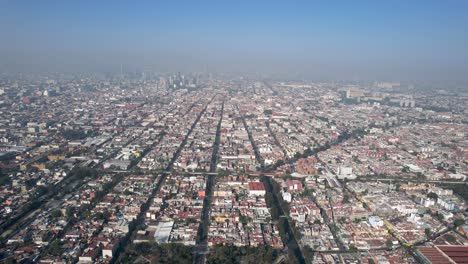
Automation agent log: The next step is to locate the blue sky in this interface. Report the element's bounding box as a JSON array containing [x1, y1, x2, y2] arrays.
[[1, 0, 467, 80]]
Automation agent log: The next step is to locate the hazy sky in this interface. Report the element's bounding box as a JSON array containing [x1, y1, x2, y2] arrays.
[[1, 0, 468, 81]]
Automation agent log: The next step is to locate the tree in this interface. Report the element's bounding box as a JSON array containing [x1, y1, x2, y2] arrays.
[[71, 167, 98, 180], [446, 234, 457, 243], [35, 185, 51, 198], [437, 213, 445, 221], [348, 244, 358, 253], [416, 172, 425, 179], [66, 207, 76, 218], [395, 183, 401, 192], [386, 239, 393, 250], [218, 170, 229, 177], [62, 129, 88, 140], [454, 219, 465, 227], [274, 159, 285, 168], [425, 228, 432, 238], [342, 195, 350, 203], [0, 171, 11, 186], [427, 192, 438, 200], [47, 240, 63, 256], [239, 215, 251, 225], [51, 209, 62, 218], [352, 156, 360, 163]]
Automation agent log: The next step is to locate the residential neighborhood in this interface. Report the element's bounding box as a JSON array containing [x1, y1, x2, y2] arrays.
[[0, 74, 466, 264]]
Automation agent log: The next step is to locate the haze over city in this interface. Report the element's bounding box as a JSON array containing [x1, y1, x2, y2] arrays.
[[1, 0, 468, 81]]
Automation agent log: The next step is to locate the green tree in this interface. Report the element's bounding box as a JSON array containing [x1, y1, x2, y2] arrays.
[[427, 192, 438, 199], [50, 209, 62, 218], [342, 195, 350, 203], [445, 234, 456, 243], [47, 240, 63, 255], [66, 207, 76, 218], [437, 213, 445, 221], [218, 170, 229, 177], [348, 245, 358, 253], [425, 228, 432, 238], [395, 183, 401, 191], [386, 239, 393, 250], [0, 170, 11, 186], [454, 219, 465, 227]]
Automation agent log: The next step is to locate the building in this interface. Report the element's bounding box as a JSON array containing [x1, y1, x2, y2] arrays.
[[103, 159, 131, 170], [368, 216, 384, 228], [154, 221, 174, 244], [337, 166, 356, 179], [417, 245, 468, 263], [282, 192, 292, 203], [286, 179, 303, 192], [248, 182, 266, 196]]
